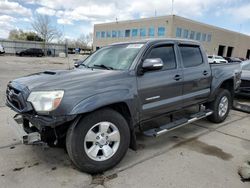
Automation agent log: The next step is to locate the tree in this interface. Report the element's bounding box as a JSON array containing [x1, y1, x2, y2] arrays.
[[32, 14, 61, 42], [77, 32, 93, 48], [8, 29, 44, 41]]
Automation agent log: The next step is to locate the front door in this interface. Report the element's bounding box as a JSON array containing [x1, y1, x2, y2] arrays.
[[137, 43, 183, 121]]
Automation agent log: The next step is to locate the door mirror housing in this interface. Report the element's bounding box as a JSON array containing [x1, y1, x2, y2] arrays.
[[142, 58, 164, 71]]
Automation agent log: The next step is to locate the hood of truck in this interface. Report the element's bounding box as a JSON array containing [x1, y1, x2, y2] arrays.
[[10, 68, 135, 115], [12, 68, 129, 90]]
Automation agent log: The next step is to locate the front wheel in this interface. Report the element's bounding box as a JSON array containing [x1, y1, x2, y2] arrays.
[[66, 108, 130, 174], [206, 89, 232, 123]]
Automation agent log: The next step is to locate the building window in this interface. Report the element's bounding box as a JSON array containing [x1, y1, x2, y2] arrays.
[[125, 29, 130, 37], [148, 27, 155, 37], [106, 31, 111, 38], [196, 32, 201, 41], [202, 33, 207, 41], [176, 27, 182, 38], [190, 31, 195, 39], [112, 31, 117, 38], [158, 27, 165, 36], [118, 30, 124, 38], [96, 31, 101, 39], [183, 29, 189, 38], [101, 31, 105, 38], [140, 28, 146, 37], [207, 34, 212, 42], [132, 29, 138, 37]]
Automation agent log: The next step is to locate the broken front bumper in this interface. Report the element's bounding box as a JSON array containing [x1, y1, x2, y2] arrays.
[[10, 114, 42, 145]]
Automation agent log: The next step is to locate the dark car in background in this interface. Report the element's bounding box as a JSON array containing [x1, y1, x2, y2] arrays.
[[224, 57, 242, 63], [237, 60, 250, 97], [16, 48, 44, 57]]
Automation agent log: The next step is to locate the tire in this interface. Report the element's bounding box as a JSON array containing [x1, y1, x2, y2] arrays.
[[206, 89, 232, 123], [66, 108, 130, 174]]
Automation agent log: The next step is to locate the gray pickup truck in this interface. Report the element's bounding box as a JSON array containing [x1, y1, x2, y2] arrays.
[[6, 39, 242, 173]]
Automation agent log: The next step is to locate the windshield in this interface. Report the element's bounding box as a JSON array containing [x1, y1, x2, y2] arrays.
[[83, 44, 144, 70], [242, 61, 250, 70]]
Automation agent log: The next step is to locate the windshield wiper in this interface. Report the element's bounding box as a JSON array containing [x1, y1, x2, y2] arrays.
[[92, 64, 114, 70]]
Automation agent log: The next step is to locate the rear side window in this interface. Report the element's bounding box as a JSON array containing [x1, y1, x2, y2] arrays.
[[146, 45, 176, 70], [179, 45, 203, 68]]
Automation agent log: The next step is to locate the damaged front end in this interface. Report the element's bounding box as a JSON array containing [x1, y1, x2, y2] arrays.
[[6, 81, 76, 146]]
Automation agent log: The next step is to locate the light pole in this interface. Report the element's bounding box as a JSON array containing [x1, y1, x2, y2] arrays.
[[171, 0, 174, 15]]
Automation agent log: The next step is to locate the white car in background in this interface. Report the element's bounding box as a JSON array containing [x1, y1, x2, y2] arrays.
[[0, 44, 5, 54], [208, 55, 228, 64]]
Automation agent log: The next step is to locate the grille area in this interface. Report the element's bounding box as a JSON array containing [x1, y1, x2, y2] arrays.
[[6, 85, 26, 111]]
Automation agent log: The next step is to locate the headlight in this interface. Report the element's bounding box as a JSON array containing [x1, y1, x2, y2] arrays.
[[27, 91, 64, 113]]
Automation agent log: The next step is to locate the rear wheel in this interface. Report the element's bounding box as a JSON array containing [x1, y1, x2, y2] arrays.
[[207, 89, 232, 123], [66, 108, 130, 174]]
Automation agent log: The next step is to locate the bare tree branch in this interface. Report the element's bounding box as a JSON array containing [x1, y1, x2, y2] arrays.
[[32, 14, 61, 43]]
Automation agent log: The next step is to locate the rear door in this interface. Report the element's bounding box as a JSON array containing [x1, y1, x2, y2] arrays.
[[137, 43, 183, 120], [178, 44, 212, 107]]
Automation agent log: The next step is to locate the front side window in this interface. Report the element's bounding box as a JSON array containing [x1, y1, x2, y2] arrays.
[[176, 27, 182, 38], [179, 45, 203, 68], [158, 27, 165, 36], [132, 29, 138, 37], [145, 45, 176, 70], [84, 44, 144, 70], [140, 28, 146, 37], [148, 27, 155, 37]]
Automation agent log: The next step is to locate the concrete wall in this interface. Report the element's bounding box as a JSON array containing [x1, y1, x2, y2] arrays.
[[93, 15, 250, 59], [0, 39, 67, 56]]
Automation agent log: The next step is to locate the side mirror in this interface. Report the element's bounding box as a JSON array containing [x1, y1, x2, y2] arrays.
[[142, 58, 164, 71]]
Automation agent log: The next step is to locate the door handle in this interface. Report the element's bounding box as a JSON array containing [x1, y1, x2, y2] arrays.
[[174, 75, 182, 81], [203, 70, 208, 76]]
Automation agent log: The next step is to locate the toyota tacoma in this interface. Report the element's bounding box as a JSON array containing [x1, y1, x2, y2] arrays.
[[6, 39, 242, 173]]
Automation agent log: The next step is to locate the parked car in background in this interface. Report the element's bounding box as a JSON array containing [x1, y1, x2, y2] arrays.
[[224, 57, 242, 63], [0, 44, 5, 54], [16, 48, 44, 57], [237, 60, 250, 97], [208, 55, 228, 64]]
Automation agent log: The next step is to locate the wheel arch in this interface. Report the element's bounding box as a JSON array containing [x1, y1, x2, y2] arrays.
[[71, 101, 138, 151], [209, 77, 235, 102]]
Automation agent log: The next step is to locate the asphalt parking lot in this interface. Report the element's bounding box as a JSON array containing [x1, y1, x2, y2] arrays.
[[0, 55, 249, 188]]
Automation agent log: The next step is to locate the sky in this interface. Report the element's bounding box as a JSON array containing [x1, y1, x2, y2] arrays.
[[0, 0, 250, 40]]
